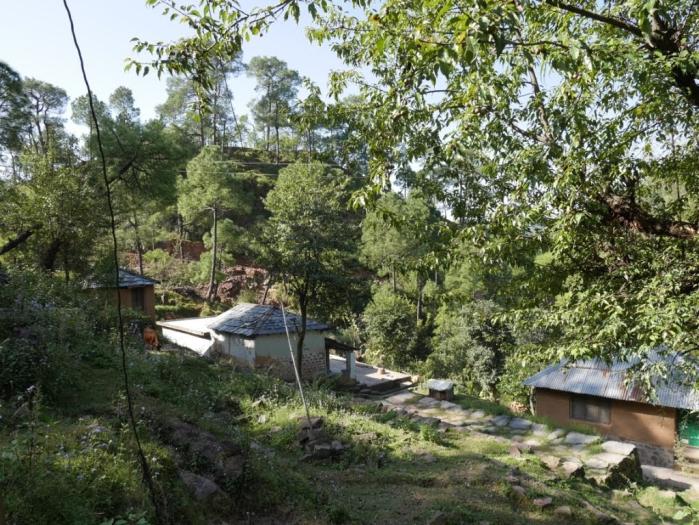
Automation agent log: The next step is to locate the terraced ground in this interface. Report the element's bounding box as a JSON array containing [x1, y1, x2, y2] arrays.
[[2, 350, 699, 524]]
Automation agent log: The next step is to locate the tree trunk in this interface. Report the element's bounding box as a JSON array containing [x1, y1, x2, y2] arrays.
[[416, 274, 425, 324], [132, 213, 144, 275], [296, 292, 307, 380], [206, 207, 218, 302]]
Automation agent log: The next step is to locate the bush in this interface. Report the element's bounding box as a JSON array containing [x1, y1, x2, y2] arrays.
[[362, 284, 418, 370], [424, 301, 513, 400], [0, 271, 101, 403]]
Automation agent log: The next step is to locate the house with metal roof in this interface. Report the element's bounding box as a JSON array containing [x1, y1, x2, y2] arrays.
[[91, 268, 158, 320], [158, 303, 332, 380], [524, 351, 699, 459]]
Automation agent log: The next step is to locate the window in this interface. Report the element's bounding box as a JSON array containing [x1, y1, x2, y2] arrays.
[[570, 395, 611, 424]]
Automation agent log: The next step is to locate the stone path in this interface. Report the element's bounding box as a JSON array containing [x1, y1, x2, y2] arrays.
[[380, 391, 642, 488], [641, 465, 699, 492]]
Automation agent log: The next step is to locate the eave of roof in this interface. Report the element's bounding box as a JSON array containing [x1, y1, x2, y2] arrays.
[[207, 303, 331, 337], [524, 351, 699, 410]]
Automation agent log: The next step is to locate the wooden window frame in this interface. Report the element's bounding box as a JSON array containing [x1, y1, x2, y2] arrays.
[[570, 394, 611, 425]]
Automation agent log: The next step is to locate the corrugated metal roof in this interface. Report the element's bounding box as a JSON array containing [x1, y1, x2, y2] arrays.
[[524, 350, 699, 410], [207, 303, 331, 337]]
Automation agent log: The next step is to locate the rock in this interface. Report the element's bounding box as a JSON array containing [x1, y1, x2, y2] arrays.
[[583, 501, 621, 524], [560, 460, 585, 479], [540, 455, 561, 470], [585, 456, 612, 470], [510, 485, 527, 498], [547, 429, 566, 440], [157, 417, 245, 484], [418, 397, 440, 407], [421, 453, 437, 463], [223, 455, 245, 479], [510, 444, 532, 457], [533, 497, 552, 508], [384, 392, 416, 405], [178, 470, 225, 502], [531, 423, 548, 436], [299, 416, 324, 430], [523, 439, 541, 448], [440, 400, 459, 410], [554, 506, 572, 517], [564, 432, 599, 445], [470, 409, 486, 419], [594, 451, 642, 488], [601, 440, 636, 456], [509, 418, 533, 430], [492, 415, 511, 427]]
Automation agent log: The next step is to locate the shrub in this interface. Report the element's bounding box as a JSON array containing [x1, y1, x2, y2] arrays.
[[424, 301, 513, 400], [362, 284, 418, 370]]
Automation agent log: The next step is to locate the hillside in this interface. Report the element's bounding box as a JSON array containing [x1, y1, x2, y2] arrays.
[[1, 345, 695, 525]]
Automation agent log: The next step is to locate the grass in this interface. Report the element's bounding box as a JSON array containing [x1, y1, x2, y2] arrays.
[[1, 347, 697, 524]]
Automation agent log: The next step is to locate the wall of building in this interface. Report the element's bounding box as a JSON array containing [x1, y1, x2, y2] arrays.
[[534, 388, 677, 449], [215, 331, 327, 380], [115, 285, 155, 321], [216, 332, 255, 368], [161, 327, 214, 357]]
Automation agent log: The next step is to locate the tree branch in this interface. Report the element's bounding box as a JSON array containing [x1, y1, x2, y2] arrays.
[[601, 194, 699, 239], [0, 228, 37, 256], [544, 0, 643, 37]]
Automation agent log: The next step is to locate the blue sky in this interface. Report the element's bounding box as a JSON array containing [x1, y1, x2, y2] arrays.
[[1, 0, 349, 132]]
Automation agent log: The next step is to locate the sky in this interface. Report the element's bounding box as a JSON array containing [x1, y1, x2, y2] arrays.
[[1, 0, 350, 134]]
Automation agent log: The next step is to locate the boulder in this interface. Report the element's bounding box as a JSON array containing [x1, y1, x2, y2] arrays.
[[601, 440, 636, 456], [510, 443, 532, 457], [384, 392, 417, 405], [178, 470, 225, 502], [583, 501, 621, 524], [540, 455, 561, 470], [418, 396, 441, 407], [554, 506, 573, 517], [560, 460, 585, 479], [564, 432, 599, 445], [533, 497, 552, 509], [531, 423, 549, 436], [547, 429, 566, 440], [299, 416, 324, 430], [492, 415, 511, 427], [470, 409, 486, 419], [509, 418, 533, 430], [510, 485, 527, 498], [157, 417, 245, 485]]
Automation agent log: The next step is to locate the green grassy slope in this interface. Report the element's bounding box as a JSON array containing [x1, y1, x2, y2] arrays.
[[0, 348, 691, 524]]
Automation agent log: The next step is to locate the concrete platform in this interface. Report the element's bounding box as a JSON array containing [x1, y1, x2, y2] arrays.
[[329, 354, 412, 390]]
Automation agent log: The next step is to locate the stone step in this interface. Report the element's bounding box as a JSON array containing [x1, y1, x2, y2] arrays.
[[681, 445, 699, 464], [642, 465, 699, 492]]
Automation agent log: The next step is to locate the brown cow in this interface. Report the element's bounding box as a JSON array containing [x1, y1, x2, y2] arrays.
[[143, 326, 160, 350]]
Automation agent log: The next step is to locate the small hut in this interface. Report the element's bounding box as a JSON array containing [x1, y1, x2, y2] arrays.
[[91, 268, 158, 321]]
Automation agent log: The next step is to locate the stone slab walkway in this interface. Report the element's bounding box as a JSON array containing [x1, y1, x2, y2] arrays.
[[380, 391, 642, 488]]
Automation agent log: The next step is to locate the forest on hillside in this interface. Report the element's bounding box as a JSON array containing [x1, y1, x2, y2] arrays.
[[2, 0, 699, 523]]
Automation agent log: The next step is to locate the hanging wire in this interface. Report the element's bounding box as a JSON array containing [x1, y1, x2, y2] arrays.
[[61, 1, 166, 522], [279, 294, 313, 431]]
